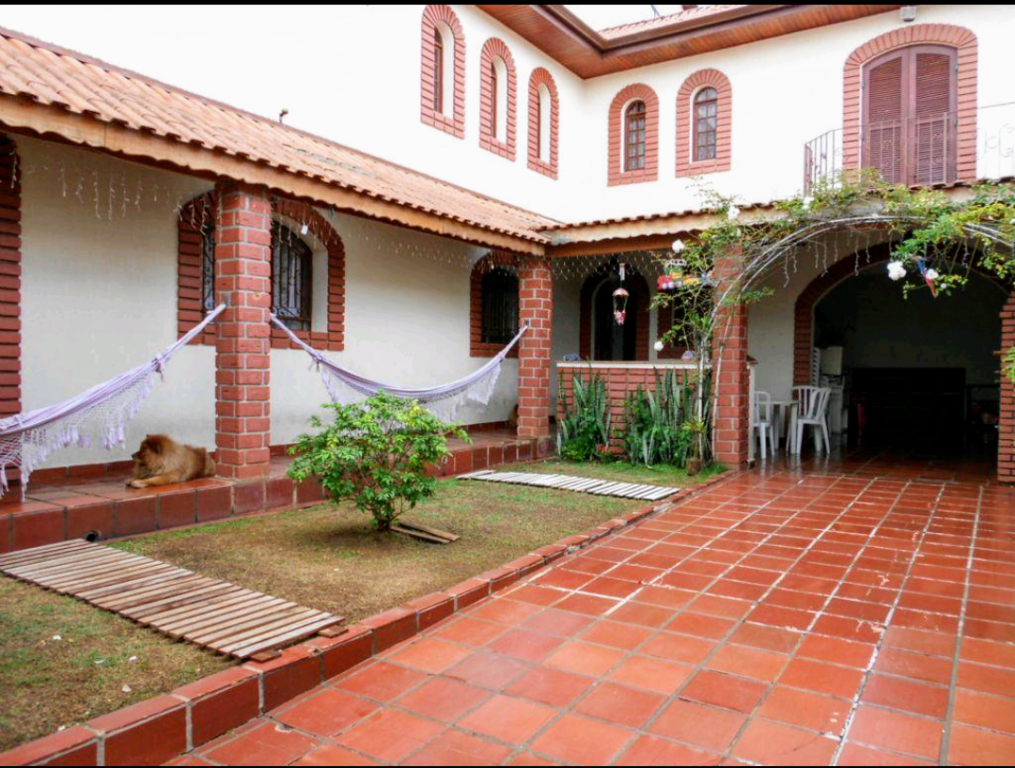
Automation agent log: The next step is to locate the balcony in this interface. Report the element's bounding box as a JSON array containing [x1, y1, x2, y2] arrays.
[[804, 102, 1015, 192]]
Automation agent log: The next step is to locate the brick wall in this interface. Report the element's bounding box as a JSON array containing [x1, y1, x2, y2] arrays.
[[213, 184, 272, 480], [517, 258, 552, 438], [0, 135, 20, 422], [999, 295, 1015, 483], [712, 246, 750, 467]]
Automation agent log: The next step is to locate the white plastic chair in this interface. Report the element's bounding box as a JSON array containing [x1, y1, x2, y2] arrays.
[[794, 386, 832, 455], [753, 390, 777, 461]]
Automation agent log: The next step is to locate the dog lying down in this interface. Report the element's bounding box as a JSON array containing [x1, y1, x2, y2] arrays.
[[129, 434, 216, 488]]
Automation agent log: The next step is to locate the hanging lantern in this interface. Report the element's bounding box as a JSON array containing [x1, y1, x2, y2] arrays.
[[612, 286, 629, 326]]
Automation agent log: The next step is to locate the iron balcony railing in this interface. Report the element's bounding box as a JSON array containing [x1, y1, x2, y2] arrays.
[[804, 102, 1015, 192]]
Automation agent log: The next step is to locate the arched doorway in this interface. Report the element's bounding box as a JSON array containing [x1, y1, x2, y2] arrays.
[[797, 248, 1006, 456], [579, 267, 650, 361]]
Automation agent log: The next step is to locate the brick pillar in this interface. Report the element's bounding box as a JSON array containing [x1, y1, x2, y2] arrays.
[[0, 135, 20, 423], [214, 184, 272, 479], [712, 246, 750, 467], [999, 295, 1015, 483], [517, 257, 552, 438]]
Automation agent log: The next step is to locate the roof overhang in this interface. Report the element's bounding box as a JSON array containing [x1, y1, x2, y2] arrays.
[[478, 5, 902, 78]]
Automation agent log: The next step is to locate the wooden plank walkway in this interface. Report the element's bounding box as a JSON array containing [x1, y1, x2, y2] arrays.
[[0, 541, 344, 660], [458, 470, 679, 501]]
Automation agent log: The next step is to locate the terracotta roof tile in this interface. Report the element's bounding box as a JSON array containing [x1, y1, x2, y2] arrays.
[[0, 26, 557, 243], [598, 5, 745, 39]]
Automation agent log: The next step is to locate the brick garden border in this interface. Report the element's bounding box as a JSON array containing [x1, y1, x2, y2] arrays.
[[0, 466, 734, 766]]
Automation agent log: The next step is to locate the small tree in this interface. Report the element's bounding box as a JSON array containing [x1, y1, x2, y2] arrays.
[[288, 392, 469, 532]]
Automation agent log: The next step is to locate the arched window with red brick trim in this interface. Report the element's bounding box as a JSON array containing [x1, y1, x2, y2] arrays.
[[479, 38, 517, 160], [527, 68, 559, 179], [676, 69, 732, 177], [608, 84, 659, 186], [420, 5, 465, 138]]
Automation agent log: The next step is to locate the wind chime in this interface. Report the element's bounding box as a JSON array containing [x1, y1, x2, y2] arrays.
[[612, 262, 629, 325]]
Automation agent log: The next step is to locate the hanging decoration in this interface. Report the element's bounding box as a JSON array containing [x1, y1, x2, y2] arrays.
[[612, 286, 629, 326], [916, 259, 940, 298]]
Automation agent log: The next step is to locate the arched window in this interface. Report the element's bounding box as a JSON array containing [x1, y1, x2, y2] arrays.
[[479, 38, 517, 159], [527, 68, 559, 178], [271, 222, 313, 331], [608, 84, 658, 185], [676, 69, 732, 177], [625, 101, 647, 172], [201, 221, 215, 314], [481, 267, 519, 345], [693, 87, 718, 161], [421, 5, 465, 138], [432, 27, 444, 114]]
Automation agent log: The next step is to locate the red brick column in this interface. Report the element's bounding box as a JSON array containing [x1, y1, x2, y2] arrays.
[[1000, 295, 1015, 483], [214, 184, 272, 480], [712, 246, 750, 467], [0, 135, 20, 422], [517, 258, 552, 438]]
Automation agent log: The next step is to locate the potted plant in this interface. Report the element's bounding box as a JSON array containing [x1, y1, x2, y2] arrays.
[[684, 418, 708, 476]]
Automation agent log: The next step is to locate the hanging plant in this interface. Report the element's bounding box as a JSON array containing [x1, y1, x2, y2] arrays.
[[612, 286, 629, 325]]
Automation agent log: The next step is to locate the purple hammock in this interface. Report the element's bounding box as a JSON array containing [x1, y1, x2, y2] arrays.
[[270, 315, 528, 421], [0, 305, 227, 499]]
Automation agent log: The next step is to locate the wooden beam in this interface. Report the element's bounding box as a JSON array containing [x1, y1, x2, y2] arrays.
[[0, 98, 546, 256]]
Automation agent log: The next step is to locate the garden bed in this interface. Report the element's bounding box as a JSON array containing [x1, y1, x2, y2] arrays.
[[0, 462, 722, 753]]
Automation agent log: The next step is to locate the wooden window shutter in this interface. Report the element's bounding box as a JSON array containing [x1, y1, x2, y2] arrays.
[[863, 52, 906, 184], [913, 46, 956, 185]]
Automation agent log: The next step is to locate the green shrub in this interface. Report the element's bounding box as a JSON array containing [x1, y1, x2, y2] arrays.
[[621, 369, 712, 467], [557, 369, 611, 462], [288, 392, 468, 532]]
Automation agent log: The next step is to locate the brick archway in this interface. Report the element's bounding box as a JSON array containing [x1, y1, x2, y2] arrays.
[[579, 267, 650, 361], [793, 245, 1015, 481]]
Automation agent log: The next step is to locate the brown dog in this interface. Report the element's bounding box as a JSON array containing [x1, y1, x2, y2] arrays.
[[128, 434, 216, 488]]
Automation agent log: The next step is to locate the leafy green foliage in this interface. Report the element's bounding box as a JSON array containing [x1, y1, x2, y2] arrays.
[[288, 392, 468, 532], [622, 369, 695, 467], [557, 369, 611, 462]]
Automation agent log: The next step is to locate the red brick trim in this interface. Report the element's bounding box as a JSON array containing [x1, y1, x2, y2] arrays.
[[527, 67, 559, 178], [178, 195, 345, 352], [269, 199, 345, 352], [0, 134, 21, 421], [608, 84, 659, 186], [479, 38, 517, 161], [470, 252, 520, 358], [178, 191, 219, 346], [676, 68, 732, 177], [421, 5, 466, 139], [578, 267, 650, 361], [843, 24, 978, 181]]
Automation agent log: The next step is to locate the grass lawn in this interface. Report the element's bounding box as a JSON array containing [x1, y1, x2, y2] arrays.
[[0, 577, 230, 751]]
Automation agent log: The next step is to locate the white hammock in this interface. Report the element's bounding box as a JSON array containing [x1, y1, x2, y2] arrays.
[[270, 315, 527, 421], [0, 305, 226, 499]]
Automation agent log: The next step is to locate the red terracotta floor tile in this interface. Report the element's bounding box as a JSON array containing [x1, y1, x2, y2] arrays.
[[781, 658, 865, 699], [634, 585, 696, 610], [205, 722, 320, 766], [860, 674, 949, 719], [551, 592, 618, 616], [488, 628, 565, 662], [335, 709, 443, 763], [608, 655, 694, 695], [522, 608, 596, 636], [847, 705, 943, 761], [728, 623, 800, 654], [388, 637, 473, 674], [690, 593, 755, 620], [835, 743, 935, 766], [445, 651, 531, 691], [960, 637, 1015, 668], [505, 753, 565, 766], [337, 662, 428, 703], [275, 689, 377, 737], [615, 735, 721, 766], [795, 634, 875, 669], [608, 601, 677, 628], [732, 719, 838, 766], [875, 648, 954, 686], [544, 641, 625, 677], [640, 631, 716, 665], [707, 643, 789, 682], [395, 677, 491, 722], [431, 617, 507, 647], [953, 689, 1015, 735], [470, 598, 545, 625], [458, 694, 558, 744], [504, 666, 594, 708], [402, 729, 512, 766], [681, 669, 769, 713], [947, 723, 1015, 767], [294, 745, 380, 766], [666, 611, 737, 639], [579, 620, 653, 650], [648, 699, 746, 752], [529, 713, 633, 765], [957, 661, 1015, 698], [758, 686, 849, 734], [506, 584, 565, 606], [574, 682, 665, 729]]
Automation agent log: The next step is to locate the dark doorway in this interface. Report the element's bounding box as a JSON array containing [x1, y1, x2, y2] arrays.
[[594, 277, 638, 361]]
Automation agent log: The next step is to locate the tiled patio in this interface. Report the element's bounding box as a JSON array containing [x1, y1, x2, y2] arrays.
[[171, 456, 1015, 766]]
